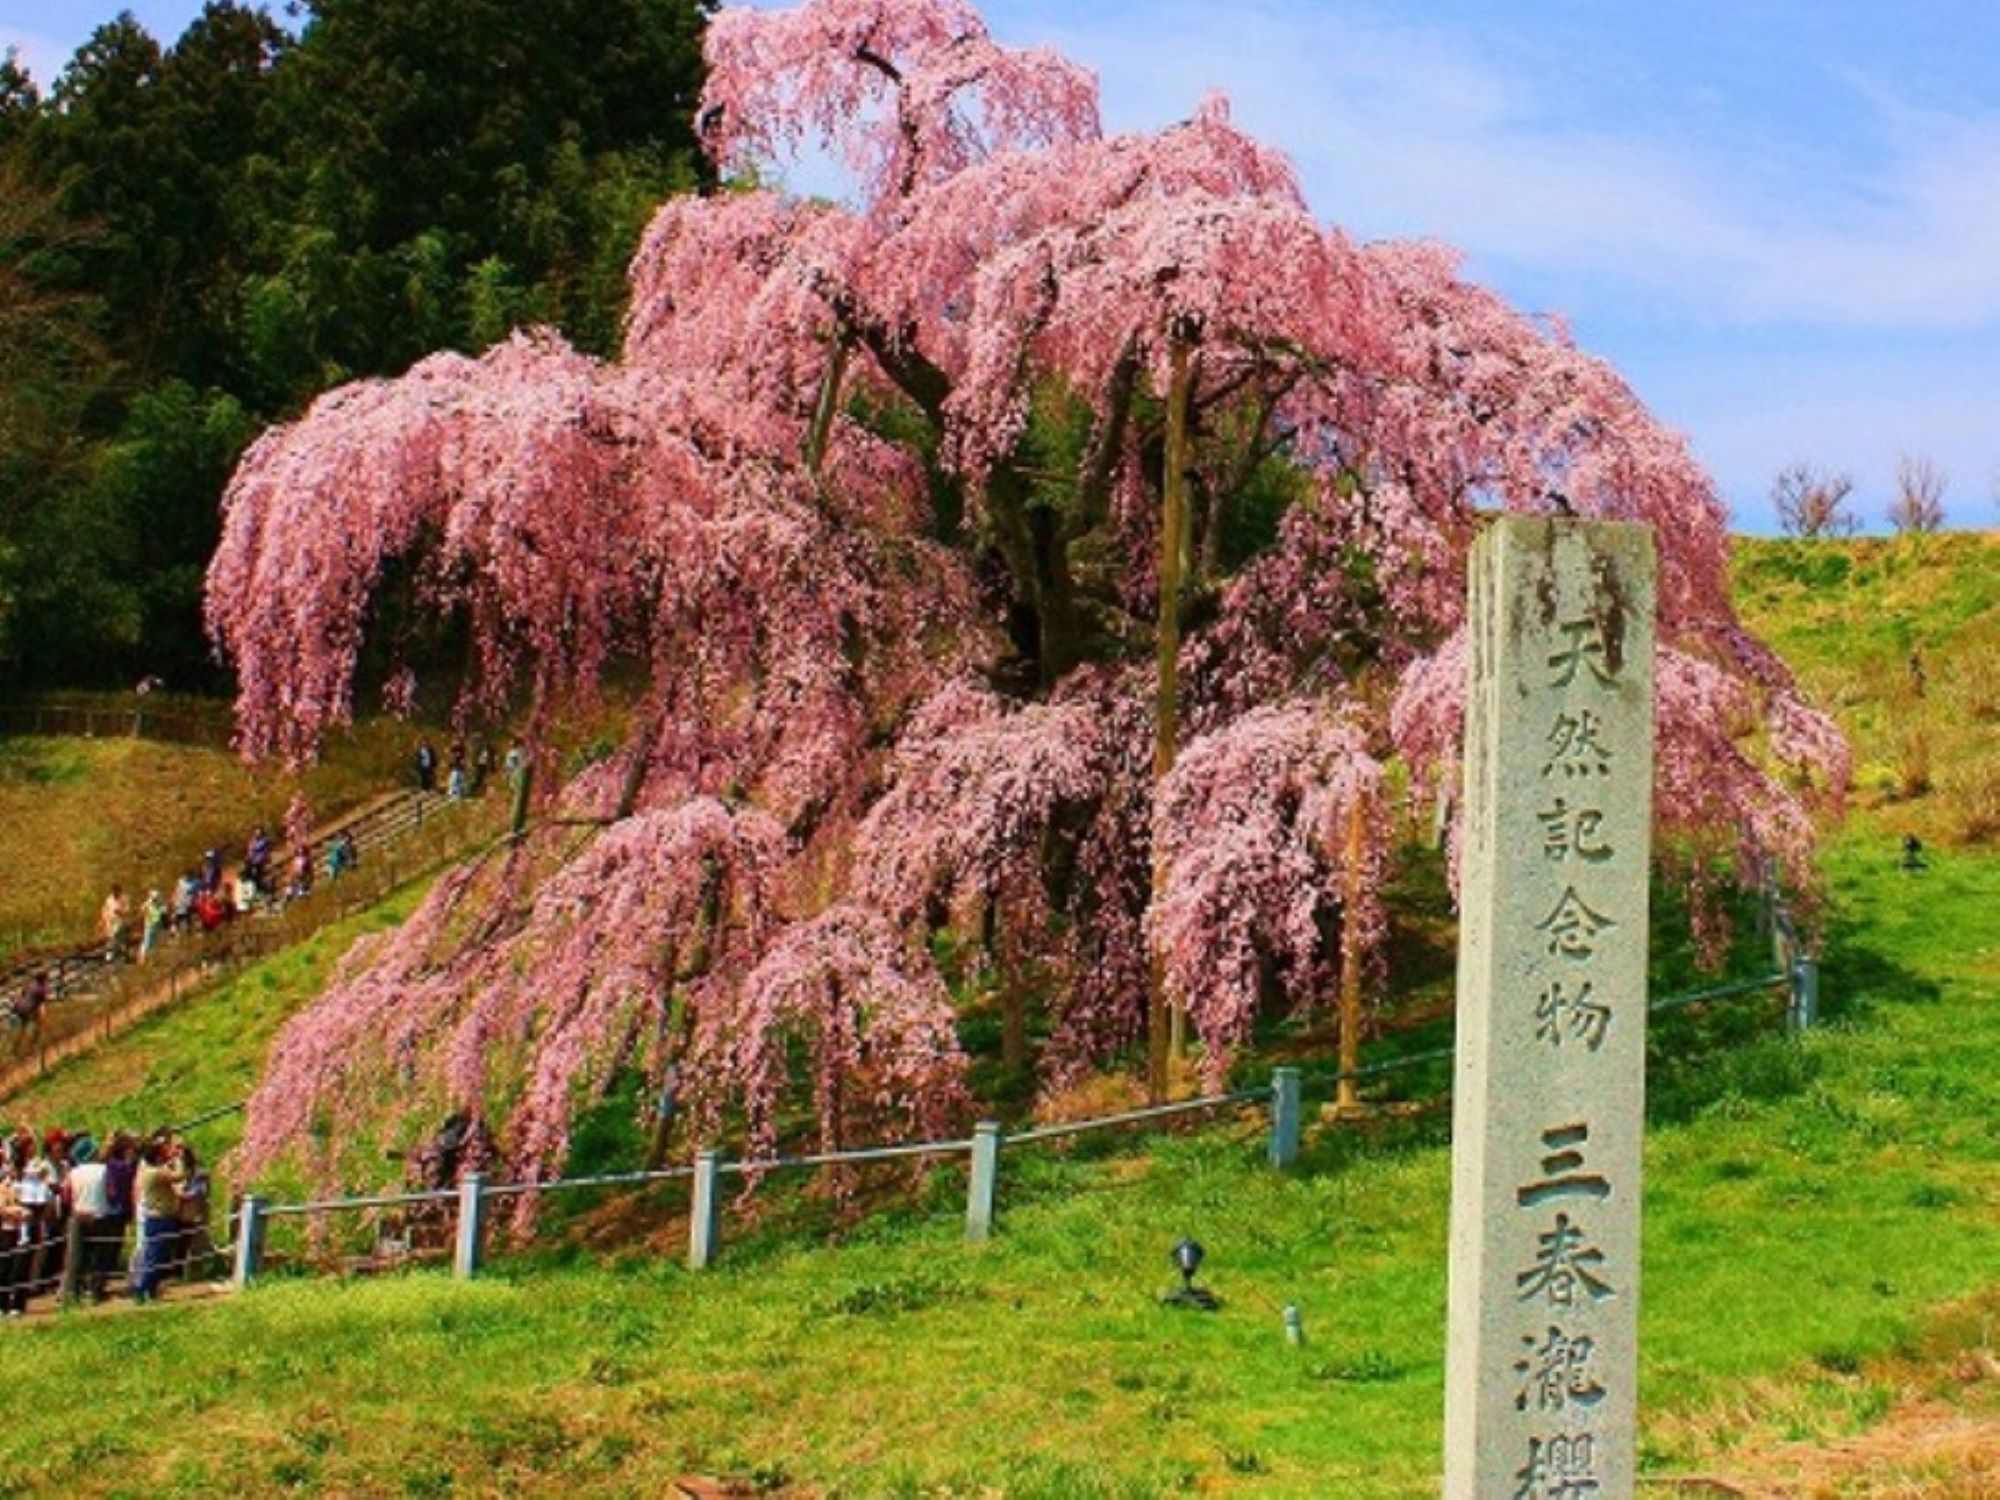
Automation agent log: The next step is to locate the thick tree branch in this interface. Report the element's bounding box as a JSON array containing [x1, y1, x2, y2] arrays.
[[839, 295, 952, 429], [851, 43, 903, 83], [1067, 338, 1140, 543]]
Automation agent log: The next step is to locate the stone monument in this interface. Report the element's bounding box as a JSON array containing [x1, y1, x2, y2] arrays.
[[1442, 516, 1657, 1498]]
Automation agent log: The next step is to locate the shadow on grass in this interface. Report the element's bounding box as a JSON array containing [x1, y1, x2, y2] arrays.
[[1294, 1104, 1449, 1179], [1647, 1030, 1821, 1126], [1645, 901, 1943, 1125], [1815, 925, 1942, 1025]]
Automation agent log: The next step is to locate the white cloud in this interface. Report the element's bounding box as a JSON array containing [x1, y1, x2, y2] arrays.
[[1013, 0, 2000, 331]]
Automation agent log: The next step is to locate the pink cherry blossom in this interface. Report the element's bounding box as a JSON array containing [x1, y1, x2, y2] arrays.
[[214, 0, 1847, 1195], [1153, 704, 1388, 1088]]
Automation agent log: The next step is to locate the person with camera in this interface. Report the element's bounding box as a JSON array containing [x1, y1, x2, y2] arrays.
[[129, 1134, 187, 1303]]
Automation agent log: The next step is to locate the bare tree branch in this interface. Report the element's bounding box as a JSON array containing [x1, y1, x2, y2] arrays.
[[1887, 452, 1947, 534], [1770, 462, 1858, 539]]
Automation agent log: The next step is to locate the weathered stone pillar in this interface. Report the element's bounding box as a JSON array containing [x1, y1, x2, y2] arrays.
[[1443, 517, 1656, 1499], [688, 1149, 722, 1270], [965, 1121, 1002, 1243]]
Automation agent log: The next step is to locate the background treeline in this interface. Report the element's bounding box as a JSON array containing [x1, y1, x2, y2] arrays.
[[0, 0, 712, 691]]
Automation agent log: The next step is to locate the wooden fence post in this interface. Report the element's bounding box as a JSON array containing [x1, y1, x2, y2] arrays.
[[688, 1150, 722, 1270], [510, 760, 534, 844], [454, 1173, 487, 1280], [232, 1196, 267, 1288], [1268, 1067, 1302, 1170], [965, 1121, 1002, 1243]]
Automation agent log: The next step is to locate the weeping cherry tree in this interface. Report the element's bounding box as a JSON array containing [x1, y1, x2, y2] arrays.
[[210, 0, 1847, 1198]]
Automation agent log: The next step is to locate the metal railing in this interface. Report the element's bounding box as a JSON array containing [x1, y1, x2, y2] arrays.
[[226, 947, 1812, 1290], [228, 1078, 1295, 1288], [1, 792, 497, 1098], [5, 928, 1815, 1314], [0, 1211, 232, 1315]]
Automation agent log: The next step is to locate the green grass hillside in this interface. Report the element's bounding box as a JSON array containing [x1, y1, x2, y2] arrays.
[[1733, 531, 2000, 844], [0, 707, 417, 958], [1, 834, 1994, 1496], [0, 539, 1995, 1496]]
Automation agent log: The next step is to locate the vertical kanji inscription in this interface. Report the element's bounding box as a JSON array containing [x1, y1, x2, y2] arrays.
[[1444, 518, 1655, 1499]]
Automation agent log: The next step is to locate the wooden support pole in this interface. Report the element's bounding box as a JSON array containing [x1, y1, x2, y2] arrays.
[[1149, 337, 1195, 1102], [509, 759, 533, 844], [1336, 796, 1367, 1114]]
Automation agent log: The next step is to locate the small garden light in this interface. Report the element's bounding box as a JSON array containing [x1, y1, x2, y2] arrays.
[[1173, 1236, 1203, 1282], [1162, 1235, 1219, 1310]]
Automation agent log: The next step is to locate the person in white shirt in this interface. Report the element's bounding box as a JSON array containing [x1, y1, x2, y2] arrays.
[[6, 1156, 53, 1311], [64, 1138, 114, 1302]]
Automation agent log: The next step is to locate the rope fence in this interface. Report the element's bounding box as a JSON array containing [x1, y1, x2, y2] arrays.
[[1006, 1088, 1267, 1146], [221, 950, 1809, 1289]]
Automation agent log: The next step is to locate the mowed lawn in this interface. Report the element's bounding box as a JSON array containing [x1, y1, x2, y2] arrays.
[[1, 832, 1993, 1497]]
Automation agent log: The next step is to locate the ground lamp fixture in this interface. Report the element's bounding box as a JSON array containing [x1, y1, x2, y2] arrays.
[[1162, 1235, 1219, 1311]]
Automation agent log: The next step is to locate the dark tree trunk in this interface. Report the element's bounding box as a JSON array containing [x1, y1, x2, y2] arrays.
[[1148, 337, 1194, 1101]]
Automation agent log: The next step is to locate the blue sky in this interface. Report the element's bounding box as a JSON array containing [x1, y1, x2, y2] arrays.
[[7, 0, 1999, 533]]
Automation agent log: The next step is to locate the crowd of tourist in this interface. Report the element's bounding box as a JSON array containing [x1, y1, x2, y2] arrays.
[[7, 731, 520, 1064], [4, 814, 367, 1068], [67, 735, 511, 984], [0, 1120, 216, 1315], [89, 823, 362, 972], [0, 734, 530, 1316]]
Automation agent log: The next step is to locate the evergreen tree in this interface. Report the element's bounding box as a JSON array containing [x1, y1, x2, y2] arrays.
[[0, 0, 713, 688], [0, 149, 110, 672]]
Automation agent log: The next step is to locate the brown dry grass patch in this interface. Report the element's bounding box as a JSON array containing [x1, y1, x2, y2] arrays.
[[1656, 1289, 2000, 1497], [0, 723, 405, 957]]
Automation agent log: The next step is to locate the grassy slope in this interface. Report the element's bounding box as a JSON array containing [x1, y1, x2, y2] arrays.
[[1731, 531, 2000, 842], [0, 542, 1995, 1496], [0, 834, 1992, 1497], [0, 711, 417, 957]]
